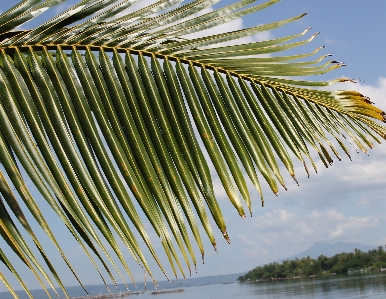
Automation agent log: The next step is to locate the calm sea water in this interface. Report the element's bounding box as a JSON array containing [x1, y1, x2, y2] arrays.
[[3, 273, 386, 299], [133, 273, 386, 299]]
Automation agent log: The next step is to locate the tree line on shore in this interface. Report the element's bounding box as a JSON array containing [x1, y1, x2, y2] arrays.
[[238, 246, 386, 282]]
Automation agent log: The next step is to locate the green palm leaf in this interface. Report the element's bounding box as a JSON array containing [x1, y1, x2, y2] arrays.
[[0, 0, 384, 297]]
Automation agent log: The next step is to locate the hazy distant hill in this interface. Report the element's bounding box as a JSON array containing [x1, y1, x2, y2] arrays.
[[276, 241, 378, 263]]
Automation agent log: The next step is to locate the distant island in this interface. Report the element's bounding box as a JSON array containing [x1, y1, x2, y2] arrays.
[[238, 246, 386, 282]]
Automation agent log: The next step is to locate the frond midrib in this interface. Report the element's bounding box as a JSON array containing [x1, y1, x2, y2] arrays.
[[2, 42, 378, 124]]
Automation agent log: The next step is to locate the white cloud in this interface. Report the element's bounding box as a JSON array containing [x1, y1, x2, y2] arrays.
[[252, 30, 275, 43], [271, 153, 386, 212], [323, 37, 335, 45], [253, 209, 297, 230], [328, 214, 379, 239], [237, 209, 379, 259], [338, 156, 386, 185]]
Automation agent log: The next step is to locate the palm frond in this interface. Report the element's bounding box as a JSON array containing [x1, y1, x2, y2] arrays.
[[0, 0, 384, 297]]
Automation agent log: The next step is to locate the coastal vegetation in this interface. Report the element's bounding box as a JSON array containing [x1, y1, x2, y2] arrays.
[[238, 246, 386, 281]]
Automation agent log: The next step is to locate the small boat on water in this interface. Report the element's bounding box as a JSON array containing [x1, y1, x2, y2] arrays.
[[71, 291, 141, 299], [150, 288, 185, 295]]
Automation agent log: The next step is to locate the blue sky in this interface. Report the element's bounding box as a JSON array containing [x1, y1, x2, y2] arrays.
[[0, 0, 385, 292]]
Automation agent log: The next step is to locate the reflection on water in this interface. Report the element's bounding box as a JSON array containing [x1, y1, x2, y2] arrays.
[[107, 273, 386, 299], [80, 274, 386, 299], [3, 273, 386, 299], [243, 273, 386, 299]]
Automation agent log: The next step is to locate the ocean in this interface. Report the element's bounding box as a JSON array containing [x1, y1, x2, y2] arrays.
[[2, 273, 386, 299], [141, 273, 386, 299]]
